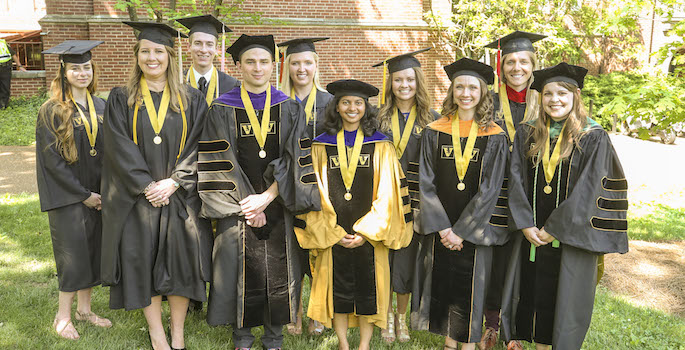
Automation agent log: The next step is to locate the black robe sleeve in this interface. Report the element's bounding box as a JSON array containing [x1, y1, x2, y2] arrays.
[[218, 71, 240, 95], [543, 129, 629, 254], [418, 128, 452, 234], [170, 88, 208, 193]]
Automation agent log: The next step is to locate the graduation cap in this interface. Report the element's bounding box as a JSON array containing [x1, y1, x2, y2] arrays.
[[176, 14, 232, 38], [371, 48, 431, 106], [530, 62, 588, 92], [327, 79, 379, 99], [484, 31, 547, 56], [278, 37, 329, 56], [227, 34, 277, 63], [444, 58, 495, 85], [123, 21, 188, 48], [42, 40, 103, 64]]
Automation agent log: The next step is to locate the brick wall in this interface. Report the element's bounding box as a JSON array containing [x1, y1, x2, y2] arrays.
[[10, 71, 46, 97]]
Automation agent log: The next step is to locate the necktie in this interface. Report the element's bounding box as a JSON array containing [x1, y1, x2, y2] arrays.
[[198, 76, 208, 95]]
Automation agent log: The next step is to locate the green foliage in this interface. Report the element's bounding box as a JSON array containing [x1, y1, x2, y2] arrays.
[[653, 0, 685, 66], [582, 72, 646, 129], [0, 94, 47, 146], [113, 0, 263, 24]]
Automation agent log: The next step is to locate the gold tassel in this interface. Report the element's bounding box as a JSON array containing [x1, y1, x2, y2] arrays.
[[380, 58, 388, 106]]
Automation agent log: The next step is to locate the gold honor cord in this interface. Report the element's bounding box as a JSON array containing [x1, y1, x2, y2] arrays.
[[542, 118, 567, 195], [291, 85, 316, 124], [499, 81, 526, 151], [140, 77, 171, 144], [240, 84, 272, 158], [391, 106, 417, 159], [451, 117, 479, 191], [336, 128, 365, 201], [379, 58, 388, 106], [187, 67, 218, 106], [71, 93, 99, 157]]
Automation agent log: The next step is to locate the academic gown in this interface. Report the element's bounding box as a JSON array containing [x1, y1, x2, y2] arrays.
[[294, 131, 413, 329], [186, 68, 240, 100], [383, 108, 440, 295], [411, 117, 509, 343], [296, 89, 334, 139], [500, 119, 629, 350], [197, 86, 319, 328], [36, 97, 106, 292], [100, 86, 211, 311]]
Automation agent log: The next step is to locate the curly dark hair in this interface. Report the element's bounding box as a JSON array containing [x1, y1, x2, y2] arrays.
[[321, 95, 379, 136]]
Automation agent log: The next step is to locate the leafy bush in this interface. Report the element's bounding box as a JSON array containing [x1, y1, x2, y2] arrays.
[[582, 72, 646, 129], [0, 94, 47, 146]]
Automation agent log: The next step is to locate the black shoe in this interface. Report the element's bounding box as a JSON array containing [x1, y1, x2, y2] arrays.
[[188, 300, 203, 312]]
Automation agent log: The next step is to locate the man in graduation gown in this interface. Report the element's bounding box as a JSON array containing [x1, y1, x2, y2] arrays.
[[177, 14, 239, 105], [197, 34, 318, 350]]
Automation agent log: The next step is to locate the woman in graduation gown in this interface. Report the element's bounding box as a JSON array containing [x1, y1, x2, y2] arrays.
[[500, 63, 629, 350], [372, 48, 439, 344], [100, 22, 211, 350], [278, 37, 334, 336], [294, 79, 413, 350], [481, 30, 546, 349], [37, 40, 111, 340], [414, 58, 509, 350]]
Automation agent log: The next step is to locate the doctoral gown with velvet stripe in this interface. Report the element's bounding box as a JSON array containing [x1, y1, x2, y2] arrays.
[[500, 119, 629, 350], [100, 86, 211, 311], [294, 132, 413, 329], [411, 117, 509, 343], [36, 97, 105, 292], [197, 86, 319, 328]]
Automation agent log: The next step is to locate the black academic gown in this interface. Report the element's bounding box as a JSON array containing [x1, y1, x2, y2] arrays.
[[36, 97, 106, 292], [100, 86, 211, 311], [500, 121, 629, 350], [384, 108, 440, 294], [298, 89, 333, 140], [411, 117, 509, 343], [198, 90, 319, 328], [186, 68, 240, 99]]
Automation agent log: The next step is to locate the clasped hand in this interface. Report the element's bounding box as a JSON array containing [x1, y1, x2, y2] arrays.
[[145, 179, 178, 207], [82, 192, 101, 210], [522, 227, 556, 247], [439, 227, 464, 251], [338, 234, 366, 249]]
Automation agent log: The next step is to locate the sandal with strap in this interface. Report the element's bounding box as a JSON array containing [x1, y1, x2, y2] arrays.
[[443, 345, 458, 350], [53, 318, 80, 340], [286, 314, 302, 335], [74, 310, 113, 328], [308, 319, 325, 335], [507, 340, 524, 350], [479, 327, 498, 350], [395, 313, 410, 343], [381, 312, 395, 343]]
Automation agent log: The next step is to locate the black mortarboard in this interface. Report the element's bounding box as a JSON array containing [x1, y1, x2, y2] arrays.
[[371, 48, 431, 74], [530, 62, 588, 91], [123, 21, 187, 48], [327, 79, 379, 99], [227, 34, 276, 63], [42, 40, 103, 64], [443, 58, 495, 85], [278, 37, 329, 56], [176, 15, 231, 38], [484, 31, 547, 55]]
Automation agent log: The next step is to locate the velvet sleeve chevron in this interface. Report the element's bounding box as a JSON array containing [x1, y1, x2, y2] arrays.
[[197, 104, 255, 219], [544, 129, 629, 254]]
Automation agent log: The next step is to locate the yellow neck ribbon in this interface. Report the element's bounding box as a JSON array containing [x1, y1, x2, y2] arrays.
[[187, 66, 218, 106], [336, 128, 365, 195], [71, 93, 98, 152], [139, 77, 171, 139], [542, 118, 567, 185], [499, 81, 526, 147], [240, 84, 272, 153], [451, 116, 479, 187], [379, 58, 388, 106], [391, 106, 417, 159], [291, 85, 316, 124]]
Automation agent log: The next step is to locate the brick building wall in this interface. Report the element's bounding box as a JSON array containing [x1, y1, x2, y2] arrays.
[[10, 71, 47, 97], [39, 0, 455, 108]]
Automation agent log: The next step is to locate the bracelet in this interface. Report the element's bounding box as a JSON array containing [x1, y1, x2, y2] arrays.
[[143, 181, 155, 194]]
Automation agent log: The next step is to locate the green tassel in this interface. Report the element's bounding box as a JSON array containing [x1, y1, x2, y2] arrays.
[[552, 239, 560, 248], [529, 243, 536, 262]]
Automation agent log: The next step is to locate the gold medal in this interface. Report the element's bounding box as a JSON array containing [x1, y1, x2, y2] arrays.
[[543, 185, 552, 194], [259, 149, 267, 158], [337, 128, 364, 200], [457, 182, 466, 191], [344, 192, 352, 201], [89, 148, 97, 157], [451, 116, 479, 189], [154, 135, 162, 144]]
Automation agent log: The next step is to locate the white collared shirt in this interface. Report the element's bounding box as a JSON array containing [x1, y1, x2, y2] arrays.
[[193, 66, 214, 87]]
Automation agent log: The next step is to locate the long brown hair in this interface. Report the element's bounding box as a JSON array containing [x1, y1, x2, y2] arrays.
[[38, 61, 99, 164], [126, 41, 188, 112], [498, 51, 540, 123], [528, 81, 589, 163], [378, 67, 434, 133], [441, 76, 494, 130]]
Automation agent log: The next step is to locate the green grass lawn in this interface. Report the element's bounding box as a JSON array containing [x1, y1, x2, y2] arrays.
[[1, 193, 684, 349], [0, 95, 45, 146]]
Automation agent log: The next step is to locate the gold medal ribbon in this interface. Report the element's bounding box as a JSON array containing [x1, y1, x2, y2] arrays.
[[187, 66, 218, 106], [391, 106, 417, 159], [71, 93, 98, 151], [240, 84, 271, 152], [336, 128, 364, 193], [542, 118, 567, 185], [291, 85, 317, 124], [451, 116, 479, 184], [140, 77, 170, 137], [498, 81, 525, 145]]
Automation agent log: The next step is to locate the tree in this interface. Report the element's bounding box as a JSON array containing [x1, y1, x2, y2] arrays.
[[114, 0, 263, 24]]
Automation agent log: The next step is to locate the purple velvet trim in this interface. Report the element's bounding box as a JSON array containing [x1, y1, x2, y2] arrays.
[[314, 130, 387, 146], [215, 85, 289, 109]]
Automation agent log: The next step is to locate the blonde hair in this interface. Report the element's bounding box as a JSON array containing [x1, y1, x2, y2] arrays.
[[441, 76, 494, 130], [39, 61, 99, 164], [126, 41, 188, 112], [498, 51, 540, 123], [528, 81, 589, 163], [279, 51, 326, 95], [378, 67, 434, 133]]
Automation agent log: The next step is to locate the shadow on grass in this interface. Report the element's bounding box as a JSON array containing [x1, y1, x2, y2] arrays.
[[0, 194, 54, 262], [629, 204, 685, 242]]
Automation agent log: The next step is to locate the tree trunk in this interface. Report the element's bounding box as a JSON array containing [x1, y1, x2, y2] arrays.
[[127, 5, 138, 21], [213, 0, 223, 17]]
